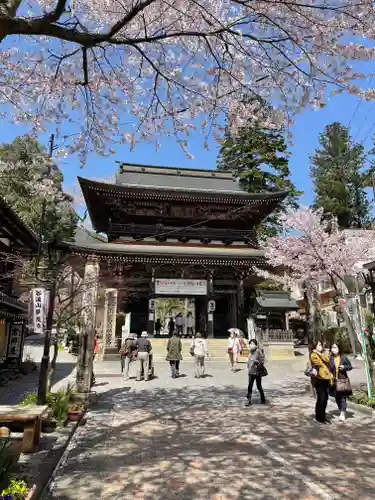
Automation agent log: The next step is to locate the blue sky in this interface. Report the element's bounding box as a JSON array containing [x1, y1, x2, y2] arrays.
[[2, 91, 375, 217]]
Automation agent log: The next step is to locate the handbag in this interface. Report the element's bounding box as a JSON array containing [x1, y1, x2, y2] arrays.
[[335, 376, 352, 394], [227, 347, 233, 354], [257, 363, 268, 377]]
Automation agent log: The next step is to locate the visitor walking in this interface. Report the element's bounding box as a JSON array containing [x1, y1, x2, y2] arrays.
[[91, 332, 99, 386], [166, 330, 182, 378], [136, 331, 152, 381], [227, 329, 241, 371], [186, 312, 194, 338], [245, 339, 267, 406], [119, 332, 136, 380], [155, 318, 162, 336], [176, 313, 184, 336], [190, 332, 208, 378], [329, 343, 352, 422], [311, 340, 333, 424], [168, 317, 175, 336]]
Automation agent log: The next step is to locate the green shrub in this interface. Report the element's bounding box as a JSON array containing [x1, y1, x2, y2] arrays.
[[1, 478, 28, 499], [349, 390, 375, 407], [19, 386, 74, 422], [18, 392, 37, 406], [0, 439, 15, 489]]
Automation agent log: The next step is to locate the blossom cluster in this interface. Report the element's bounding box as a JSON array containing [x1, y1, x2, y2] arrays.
[[1, 0, 375, 158], [261, 207, 375, 287]]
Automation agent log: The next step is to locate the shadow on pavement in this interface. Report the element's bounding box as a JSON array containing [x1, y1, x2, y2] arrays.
[[0, 362, 76, 405], [43, 381, 375, 500]]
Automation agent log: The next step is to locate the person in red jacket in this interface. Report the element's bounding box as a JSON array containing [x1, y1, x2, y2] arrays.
[[92, 333, 99, 386]]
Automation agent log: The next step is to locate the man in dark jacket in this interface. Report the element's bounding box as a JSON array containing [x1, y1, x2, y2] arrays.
[[120, 333, 136, 380], [136, 331, 152, 381], [166, 331, 182, 378]]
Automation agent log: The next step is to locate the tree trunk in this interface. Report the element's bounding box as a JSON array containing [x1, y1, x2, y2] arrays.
[[76, 330, 87, 392], [47, 339, 59, 393], [305, 286, 321, 347]]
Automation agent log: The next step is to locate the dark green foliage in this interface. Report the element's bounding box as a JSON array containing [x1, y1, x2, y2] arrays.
[[217, 124, 301, 236], [323, 327, 351, 353], [0, 135, 77, 244], [310, 122, 373, 229]]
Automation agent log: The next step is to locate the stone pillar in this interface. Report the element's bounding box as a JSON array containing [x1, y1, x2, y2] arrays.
[[285, 312, 290, 331], [103, 288, 118, 349], [77, 257, 99, 392]]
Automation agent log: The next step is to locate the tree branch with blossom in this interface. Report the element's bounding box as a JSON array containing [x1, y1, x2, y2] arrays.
[[1, 1, 375, 160]]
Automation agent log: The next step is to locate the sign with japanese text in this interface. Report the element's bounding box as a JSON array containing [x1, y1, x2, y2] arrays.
[[31, 288, 46, 333], [208, 300, 216, 312], [121, 313, 131, 344], [103, 288, 118, 347], [155, 279, 207, 296], [7, 322, 24, 361]]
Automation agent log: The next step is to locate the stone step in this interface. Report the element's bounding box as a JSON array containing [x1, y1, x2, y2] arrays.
[[100, 339, 247, 361]]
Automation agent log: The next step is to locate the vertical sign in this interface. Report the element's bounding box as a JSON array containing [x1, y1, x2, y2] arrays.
[[7, 322, 24, 365], [121, 313, 131, 344], [31, 288, 45, 333], [103, 288, 118, 347]]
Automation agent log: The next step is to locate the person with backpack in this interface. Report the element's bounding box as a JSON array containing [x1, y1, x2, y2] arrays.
[[190, 332, 209, 378], [310, 339, 333, 424], [119, 333, 136, 380]]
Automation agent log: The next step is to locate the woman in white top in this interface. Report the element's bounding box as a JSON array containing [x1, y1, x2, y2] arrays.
[[190, 332, 208, 378], [227, 329, 241, 371]]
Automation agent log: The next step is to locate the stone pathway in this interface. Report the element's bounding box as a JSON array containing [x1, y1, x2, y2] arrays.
[[43, 362, 375, 500]]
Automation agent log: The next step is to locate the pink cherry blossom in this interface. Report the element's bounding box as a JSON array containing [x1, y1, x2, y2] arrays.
[[261, 207, 375, 288], [1, 1, 375, 159]]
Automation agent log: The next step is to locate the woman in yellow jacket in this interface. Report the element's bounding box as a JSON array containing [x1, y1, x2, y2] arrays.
[[310, 340, 333, 424]]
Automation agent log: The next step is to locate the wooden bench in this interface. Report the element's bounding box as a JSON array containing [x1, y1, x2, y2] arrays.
[[0, 405, 49, 454]]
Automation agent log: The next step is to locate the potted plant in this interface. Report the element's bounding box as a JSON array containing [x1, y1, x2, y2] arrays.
[[67, 403, 85, 421]]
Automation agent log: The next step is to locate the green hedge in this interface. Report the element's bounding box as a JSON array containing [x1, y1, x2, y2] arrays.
[[323, 327, 351, 353]]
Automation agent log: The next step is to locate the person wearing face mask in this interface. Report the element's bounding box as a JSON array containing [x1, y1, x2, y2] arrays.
[[329, 343, 352, 422], [310, 340, 333, 424], [245, 339, 267, 406]]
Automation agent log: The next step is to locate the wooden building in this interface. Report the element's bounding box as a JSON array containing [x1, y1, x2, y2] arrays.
[[61, 163, 289, 354], [0, 196, 39, 370]]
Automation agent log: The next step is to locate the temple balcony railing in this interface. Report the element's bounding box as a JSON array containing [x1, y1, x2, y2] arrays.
[[259, 329, 294, 342], [108, 223, 259, 247]]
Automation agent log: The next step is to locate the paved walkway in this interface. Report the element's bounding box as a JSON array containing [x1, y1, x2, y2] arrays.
[[43, 361, 375, 500]]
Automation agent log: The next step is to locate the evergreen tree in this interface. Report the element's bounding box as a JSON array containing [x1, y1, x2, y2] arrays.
[[0, 135, 77, 242], [217, 124, 301, 236], [310, 122, 373, 229]]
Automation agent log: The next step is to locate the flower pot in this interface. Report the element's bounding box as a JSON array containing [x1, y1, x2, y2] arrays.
[[68, 410, 84, 421]]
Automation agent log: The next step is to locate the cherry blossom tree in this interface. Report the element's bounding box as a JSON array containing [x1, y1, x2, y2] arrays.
[[259, 206, 375, 385], [1, 1, 375, 160], [262, 207, 375, 288]]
